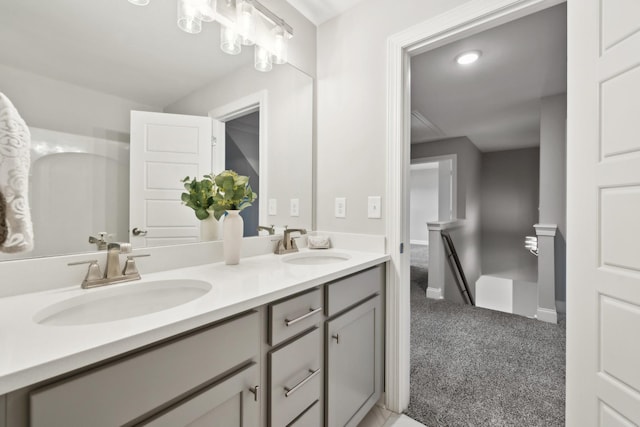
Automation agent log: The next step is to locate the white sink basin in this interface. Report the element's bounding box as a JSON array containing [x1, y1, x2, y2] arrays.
[[282, 251, 351, 265], [34, 280, 212, 326]]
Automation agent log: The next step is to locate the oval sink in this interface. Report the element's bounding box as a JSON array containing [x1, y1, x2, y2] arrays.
[[34, 279, 212, 326], [282, 251, 351, 265]]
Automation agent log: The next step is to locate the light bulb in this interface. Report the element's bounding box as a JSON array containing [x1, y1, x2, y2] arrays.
[[236, 0, 256, 46], [455, 50, 481, 65], [254, 45, 272, 72], [221, 26, 241, 55], [177, 0, 202, 34], [195, 0, 216, 22]]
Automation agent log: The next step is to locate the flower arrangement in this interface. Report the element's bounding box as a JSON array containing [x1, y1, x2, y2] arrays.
[[181, 170, 257, 221]]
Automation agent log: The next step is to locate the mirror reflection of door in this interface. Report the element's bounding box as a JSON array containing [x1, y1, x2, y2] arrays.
[[224, 111, 259, 238]]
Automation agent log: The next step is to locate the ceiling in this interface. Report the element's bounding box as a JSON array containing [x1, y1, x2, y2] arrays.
[[0, 0, 255, 108], [285, 0, 366, 25], [411, 4, 567, 152]]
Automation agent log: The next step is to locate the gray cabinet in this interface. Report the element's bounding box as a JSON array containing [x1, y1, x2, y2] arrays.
[[140, 362, 260, 427], [0, 394, 5, 427], [325, 265, 384, 427]]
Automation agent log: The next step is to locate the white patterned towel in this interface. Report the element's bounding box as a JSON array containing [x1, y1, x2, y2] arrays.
[[0, 93, 33, 253]]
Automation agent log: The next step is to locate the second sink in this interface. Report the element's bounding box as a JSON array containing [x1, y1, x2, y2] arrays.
[[34, 279, 212, 326]]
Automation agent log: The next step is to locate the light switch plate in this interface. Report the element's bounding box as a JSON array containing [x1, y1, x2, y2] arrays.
[[290, 198, 299, 217], [335, 197, 346, 218], [268, 199, 277, 216], [368, 196, 382, 219]]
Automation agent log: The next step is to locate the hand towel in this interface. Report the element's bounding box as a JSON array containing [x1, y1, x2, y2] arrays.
[[0, 92, 33, 253]]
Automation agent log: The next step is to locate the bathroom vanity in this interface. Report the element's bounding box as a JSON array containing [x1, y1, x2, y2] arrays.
[[0, 249, 387, 427]]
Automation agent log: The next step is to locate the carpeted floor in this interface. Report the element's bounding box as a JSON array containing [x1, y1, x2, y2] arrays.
[[406, 282, 566, 427]]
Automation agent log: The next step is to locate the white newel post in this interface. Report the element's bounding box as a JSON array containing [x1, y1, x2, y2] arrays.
[[534, 223, 558, 323], [426, 220, 462, 300]]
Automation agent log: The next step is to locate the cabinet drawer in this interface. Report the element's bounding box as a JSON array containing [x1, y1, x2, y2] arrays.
[[325, 265, 384, 318], [30, 311, 259, 427], [269, 287, 322, 346], [269, 328, 321, 427], [288, 399, 321, 427]]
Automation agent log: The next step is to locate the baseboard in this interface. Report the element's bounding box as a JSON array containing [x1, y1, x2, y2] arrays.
[[410, 240, 428, 246], [536, 307, 558, 324], [426, 287, 443, 300], [556, 300, 566, 314]]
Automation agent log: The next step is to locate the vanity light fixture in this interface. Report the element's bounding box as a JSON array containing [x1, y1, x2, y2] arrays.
[[127, 0, 293, 72], [455, 50, 482, 65]]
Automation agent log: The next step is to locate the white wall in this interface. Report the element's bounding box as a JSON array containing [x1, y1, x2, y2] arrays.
[[410, 166, 439, 244], [412, 137, 482, 296], [480, 147, 539, 282], [539, 93, 567, 305], [316, 0, 471, 234], [0, 64, 160, 142], [165, 64, 313, 230]]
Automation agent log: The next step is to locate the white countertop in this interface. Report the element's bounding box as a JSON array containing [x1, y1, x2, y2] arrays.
[[0, 248, 389, 395]]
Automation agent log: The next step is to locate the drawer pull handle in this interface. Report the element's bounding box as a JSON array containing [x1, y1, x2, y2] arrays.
[[332, 334, 340, 344], [284, 368, 321, 397], [285, 307, 322, 327], [249, 385, 259, 402]]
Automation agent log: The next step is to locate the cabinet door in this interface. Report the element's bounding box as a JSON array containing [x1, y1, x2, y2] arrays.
[[326, 295, 382, 427], [140, 362, 260, 427]]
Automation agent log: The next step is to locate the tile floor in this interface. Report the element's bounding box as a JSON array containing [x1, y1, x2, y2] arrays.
[[358, 405, 426, 427]]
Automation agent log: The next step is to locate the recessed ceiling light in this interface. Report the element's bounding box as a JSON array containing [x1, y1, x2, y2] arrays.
[[455, 50, 482, 65]]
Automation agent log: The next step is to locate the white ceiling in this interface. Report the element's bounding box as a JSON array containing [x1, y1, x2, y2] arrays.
[[0, 0, 255, 108], [411, 4, 567, 152], [285, 0, 366, 25]]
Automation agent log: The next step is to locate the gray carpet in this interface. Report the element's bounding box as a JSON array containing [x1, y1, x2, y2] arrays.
[[411, 244, 429, 291], [406, 282, 566, 427]]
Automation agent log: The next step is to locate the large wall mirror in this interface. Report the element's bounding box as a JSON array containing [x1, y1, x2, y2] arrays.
[[0, 0, 313, 261]]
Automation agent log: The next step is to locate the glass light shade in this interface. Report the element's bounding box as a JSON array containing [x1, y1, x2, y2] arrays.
[[271, 25, 288, 65], [177, 0, 202, 34], [128, 0, 150, 5], [236, 0, 256, 46], [220, 26, 241, 55], [254, 45, 272, 72], [195, 0, 216, 22]]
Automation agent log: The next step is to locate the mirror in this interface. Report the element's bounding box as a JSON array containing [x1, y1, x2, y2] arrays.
[[0, 0, 313, 261]]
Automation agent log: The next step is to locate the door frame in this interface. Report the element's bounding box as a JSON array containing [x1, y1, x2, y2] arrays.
[[209, 90, 268, 228], [384, 0, 566, 412]]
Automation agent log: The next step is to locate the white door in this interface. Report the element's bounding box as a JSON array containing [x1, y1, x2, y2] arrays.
[[129, 111, 215, 247], [567, 1, 640, 426]]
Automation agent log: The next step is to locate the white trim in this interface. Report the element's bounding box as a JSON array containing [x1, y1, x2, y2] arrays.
[[427, 220, 463, 231], [556, 300, 566, 315], [409, 240, 428, 246], [534, 223, 558, 236], [536, 307, 558, 324], [209, 90, 268, 228], [386, 0, 565, 413], [426, 287, 443, 300]]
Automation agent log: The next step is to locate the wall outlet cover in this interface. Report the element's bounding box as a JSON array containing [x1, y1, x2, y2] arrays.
[[268, 198, 277, 216], [368, 196, 382, 219], [290, 198, 300, 217], [335, 197, 346, 218]]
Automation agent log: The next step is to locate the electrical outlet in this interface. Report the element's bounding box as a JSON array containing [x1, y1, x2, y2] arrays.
[[268, 198, 277, 216], [290, 198, 299, 217], [335, 197, 346, 218], [368, 196, 382, 219]]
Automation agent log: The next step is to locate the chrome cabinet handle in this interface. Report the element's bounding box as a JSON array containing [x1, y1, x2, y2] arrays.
[[285, 307, 322, 327], [284, 368, 320, 397], [249, 385, 259, 402], [132, 227, 148, 236]]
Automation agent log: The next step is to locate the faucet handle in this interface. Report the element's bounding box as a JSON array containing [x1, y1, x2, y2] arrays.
[[68, 260, 103, 285], [122, 254, 150, 277]]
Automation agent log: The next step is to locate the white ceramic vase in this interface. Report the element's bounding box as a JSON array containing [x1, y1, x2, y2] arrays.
[[200, 214, 219, 241], [223, 210, 243, 265]]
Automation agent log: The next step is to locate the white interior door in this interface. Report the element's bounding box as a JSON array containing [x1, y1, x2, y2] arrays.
[[129, 111, 214, 247], [567, 1, 640, 426]]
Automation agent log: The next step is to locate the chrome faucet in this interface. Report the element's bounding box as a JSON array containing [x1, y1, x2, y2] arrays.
[[257, 224, 275, 235], [275, 228, 307, 254], [68, 242, 150, 289]]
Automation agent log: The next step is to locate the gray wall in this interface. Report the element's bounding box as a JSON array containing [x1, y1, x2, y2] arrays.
[[539, 93, 567, 305], [410, 166, 438, 244], [412, 137, 483, 297], [316, 0, 470, 234], [480, 147, 540, 282]]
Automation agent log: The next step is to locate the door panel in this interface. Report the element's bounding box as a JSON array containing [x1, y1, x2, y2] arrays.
[[129, 111, 214, 247], [568, 1, 640, 425]]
